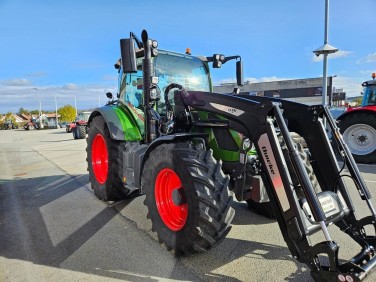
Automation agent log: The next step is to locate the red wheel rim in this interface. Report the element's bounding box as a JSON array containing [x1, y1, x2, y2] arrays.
[[91, 134, 108, 184], [155, 168, 188, 231]]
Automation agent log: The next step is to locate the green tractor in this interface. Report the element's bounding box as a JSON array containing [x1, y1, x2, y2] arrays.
[[87, 30, 376, 281]]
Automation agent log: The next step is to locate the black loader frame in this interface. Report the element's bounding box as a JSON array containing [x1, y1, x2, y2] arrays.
[[176, 90, 376, 281]]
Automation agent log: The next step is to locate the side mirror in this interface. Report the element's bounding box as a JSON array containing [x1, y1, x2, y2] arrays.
[[106, 92, 113, 99], [120, 38, 137, 73], [236, 60, 243, 86]]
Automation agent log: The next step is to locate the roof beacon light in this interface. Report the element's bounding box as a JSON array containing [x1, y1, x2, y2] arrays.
[[185, 48, 191, 55], [372, 73, 375, 80]]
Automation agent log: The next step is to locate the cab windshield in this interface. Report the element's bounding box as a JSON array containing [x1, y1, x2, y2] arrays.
[[119, 50, 211, 114], [76, 112, 91, 122], [154, 51, 211, 92]]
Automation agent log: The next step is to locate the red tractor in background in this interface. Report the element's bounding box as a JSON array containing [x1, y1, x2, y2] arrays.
[[66, 111, 91, 139], [65, 121, 76, 133], [337, 73, 376, 163]]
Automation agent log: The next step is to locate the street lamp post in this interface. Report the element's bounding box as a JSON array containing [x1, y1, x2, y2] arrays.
[[313, 0, 338, 107], [34, 87, 43, 128], [55, 95, 59, 129], [74, 96, 78, 117]]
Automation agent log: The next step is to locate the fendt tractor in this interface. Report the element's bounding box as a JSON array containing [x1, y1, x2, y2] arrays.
[[338, 74, 376, 164], [86, 30, 376, 281]]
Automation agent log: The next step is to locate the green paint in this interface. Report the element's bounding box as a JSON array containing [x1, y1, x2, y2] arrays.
[[192, 111, 241, 162], [113, 106, 143, 141]]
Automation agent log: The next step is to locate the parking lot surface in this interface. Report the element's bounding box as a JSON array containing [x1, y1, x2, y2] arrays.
[[1, 129, 375, 281]]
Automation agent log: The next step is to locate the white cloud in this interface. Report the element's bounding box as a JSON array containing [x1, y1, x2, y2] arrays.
[[0, 82, 117, 114], [1, 78, 32, 86], [62, 83, 79, 90], [312, 50, 352, 63], [356, 52, 376, 64], [332, 76, 363, 97]]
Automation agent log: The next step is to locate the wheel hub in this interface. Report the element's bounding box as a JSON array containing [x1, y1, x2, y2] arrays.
[[356, 134, 367, 143], [171, 188, 187, 206]]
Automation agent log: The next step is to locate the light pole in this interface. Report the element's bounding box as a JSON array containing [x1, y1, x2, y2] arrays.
[[55, 95, 59, 129], [313, 0, 338, 107], [33, 87, 43, 128], [74, 96, 78, 117]]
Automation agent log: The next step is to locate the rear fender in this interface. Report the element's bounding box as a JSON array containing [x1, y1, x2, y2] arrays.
[[88, 106, 142, 141], [337, 107, 376, 121]]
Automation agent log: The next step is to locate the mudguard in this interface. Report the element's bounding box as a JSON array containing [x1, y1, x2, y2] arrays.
[[337, 106, 376, 121], [88, 105, 143, 141], [141, 133, 208, 169]]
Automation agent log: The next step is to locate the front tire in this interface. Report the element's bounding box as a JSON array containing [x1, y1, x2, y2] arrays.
[[72, 127, 78, 139], [339, 113, 376, 163], [143, 142, 234, 255], [87, 115, 129, 201]]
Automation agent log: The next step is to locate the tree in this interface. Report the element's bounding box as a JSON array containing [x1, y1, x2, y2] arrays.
[[18, 107, 30, 116], [5, 112, 16, 123], [30, 110, 39, 115], [354, 97, 363, 106], [58, 104, 76, 122]]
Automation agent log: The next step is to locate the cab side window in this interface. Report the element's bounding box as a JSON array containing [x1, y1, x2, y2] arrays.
[[367, 89, 376, 105], [119, 62, 143, 111], [118, 58, 143, 110], [125, 71, 143, 109]]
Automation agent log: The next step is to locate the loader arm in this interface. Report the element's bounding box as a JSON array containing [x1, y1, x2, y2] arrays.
[[176, 89, 376, 281]]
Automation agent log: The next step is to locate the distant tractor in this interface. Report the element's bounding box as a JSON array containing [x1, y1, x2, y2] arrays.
[[70, 111, 91, 139], [337, 73, 376, 163]]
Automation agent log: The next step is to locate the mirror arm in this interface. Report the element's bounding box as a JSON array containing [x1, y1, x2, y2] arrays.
[[223, 55, 241, 64], [130, 32, 143, 49]]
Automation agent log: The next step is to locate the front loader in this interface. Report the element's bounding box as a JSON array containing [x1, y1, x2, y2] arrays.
[[86, 30, 376, 281]]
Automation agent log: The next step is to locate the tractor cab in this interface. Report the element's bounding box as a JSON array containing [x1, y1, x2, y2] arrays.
[[116, 39, 242, 138], [117, 50, 212, 116]]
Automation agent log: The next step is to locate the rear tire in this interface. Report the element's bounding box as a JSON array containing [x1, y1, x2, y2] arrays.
[[339, 113, 376, 164], [77, 125, 86, 139], [143, 142, 234, 255], [280, 133, 319, 197], [247, 133, 319, 218], [87, 115, 129, 201]]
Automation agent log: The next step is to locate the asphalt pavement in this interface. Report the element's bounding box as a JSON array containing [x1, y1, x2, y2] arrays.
[[0, 129, 375, 282]]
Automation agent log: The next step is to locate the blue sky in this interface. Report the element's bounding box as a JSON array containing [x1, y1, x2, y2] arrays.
[[0, 0, 375, 114]]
